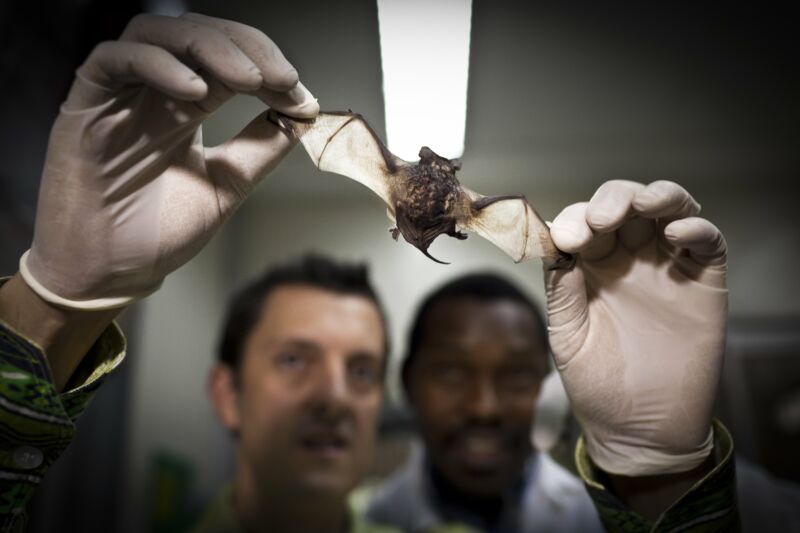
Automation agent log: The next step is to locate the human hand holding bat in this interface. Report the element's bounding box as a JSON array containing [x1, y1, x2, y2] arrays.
[[20, 13, 319, 311], [545, 180, 728, 478], [1, 12, 318, 391], [270, 111, 573, 269]]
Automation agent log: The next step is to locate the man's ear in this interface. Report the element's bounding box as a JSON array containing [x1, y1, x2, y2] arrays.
[[209, 363, 241, 432]]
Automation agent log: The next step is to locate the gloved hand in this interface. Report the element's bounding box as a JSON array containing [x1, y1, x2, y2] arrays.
[[544, 180, 728, 476], [20, 13, 319, 310]]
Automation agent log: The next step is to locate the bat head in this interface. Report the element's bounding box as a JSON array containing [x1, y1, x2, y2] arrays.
[[419, 146, 461, 173]]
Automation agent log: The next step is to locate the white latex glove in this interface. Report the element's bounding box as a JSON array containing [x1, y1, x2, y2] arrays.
[[544, 180, 728, 476], [20, 13, 319, 310]]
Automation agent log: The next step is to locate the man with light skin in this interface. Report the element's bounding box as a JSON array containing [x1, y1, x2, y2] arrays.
[[0, 10, 739, 533], [196, 255, 400, 532]]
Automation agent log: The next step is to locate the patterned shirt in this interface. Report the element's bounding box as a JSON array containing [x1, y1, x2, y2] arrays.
[[576, 421, 740, 532], [0, 297, 125, 531]]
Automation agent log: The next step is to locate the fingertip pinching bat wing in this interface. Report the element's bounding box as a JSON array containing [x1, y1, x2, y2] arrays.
[[460, 188, 574, 270], [270, 110, 407, 207]]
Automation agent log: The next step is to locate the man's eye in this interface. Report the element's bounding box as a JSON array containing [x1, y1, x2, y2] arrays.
[[350, 361, 380, 387], [434, 364, 467, 384], [500, 368, 540, 391], [275, 352, 306, 370]]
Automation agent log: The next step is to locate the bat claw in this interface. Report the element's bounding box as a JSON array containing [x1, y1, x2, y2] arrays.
[[420, 248, 449, 265], [266, 109, 281, 126], [389, 226, 400, 241], [266, 109, 292, 136]]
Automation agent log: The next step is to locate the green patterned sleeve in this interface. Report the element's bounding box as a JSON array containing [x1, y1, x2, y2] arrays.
[[0, 312, 125, 532], [576, 420, 740, 532]]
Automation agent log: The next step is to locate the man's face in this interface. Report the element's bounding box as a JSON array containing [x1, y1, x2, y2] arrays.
[[407, 297, 547, 497], [222, 284, 385, 498]]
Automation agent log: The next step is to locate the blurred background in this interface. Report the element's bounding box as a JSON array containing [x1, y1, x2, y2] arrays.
[[1, 0, 798, 531]]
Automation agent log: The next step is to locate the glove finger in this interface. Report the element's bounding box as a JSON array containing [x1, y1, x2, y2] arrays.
[[585, 180, 645, 233], [631, 180, 702, 219], [194, 74, 313, 117], [68, 41, 208, 109], [551, 201, 618, 261], [255, 83, 320, 119], [581, 231, 618, 262], [550, 202, 592, 254], [663, 217, 727, 266], [205, 110, 296, 216], [191, 75, 236, 114], [180, 13, 301, 93], [119, 14, 263, 93]]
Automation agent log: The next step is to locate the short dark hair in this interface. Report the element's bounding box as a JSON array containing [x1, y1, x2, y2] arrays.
[[403, 273, 549, 377], [217, 254, 389, 371]]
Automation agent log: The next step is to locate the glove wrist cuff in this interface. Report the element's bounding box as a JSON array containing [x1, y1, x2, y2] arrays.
[[19, 250, 159, 311], [584, 426, 715, 476]]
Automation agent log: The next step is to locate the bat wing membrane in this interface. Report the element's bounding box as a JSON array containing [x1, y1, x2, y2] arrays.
[[279, 112, 407, 206], [460, 189, 560, 263]]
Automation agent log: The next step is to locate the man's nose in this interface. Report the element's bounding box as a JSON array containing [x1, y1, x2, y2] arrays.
[[307, 356, 351, 416], [466, 379, 501, 421]]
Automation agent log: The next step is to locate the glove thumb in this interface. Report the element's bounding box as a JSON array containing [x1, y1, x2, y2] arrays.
[[543, 259, 588, 367]]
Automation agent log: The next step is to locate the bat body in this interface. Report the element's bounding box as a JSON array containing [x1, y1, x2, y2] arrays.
[[269, 110, 573, 270]]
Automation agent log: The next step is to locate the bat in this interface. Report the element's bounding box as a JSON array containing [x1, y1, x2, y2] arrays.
[[268, 110, 574, 270]]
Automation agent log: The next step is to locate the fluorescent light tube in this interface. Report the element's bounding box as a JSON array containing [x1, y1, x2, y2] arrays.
[[377, 0, 472, 160]]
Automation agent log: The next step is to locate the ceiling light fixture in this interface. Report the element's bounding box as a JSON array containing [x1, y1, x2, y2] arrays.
[[377, 0, 473, 161]]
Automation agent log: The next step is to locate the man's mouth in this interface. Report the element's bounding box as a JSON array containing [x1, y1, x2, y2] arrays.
[[449, 429, 509, 470], [298, 429, 350, 458], [463, 434, 502, 455]]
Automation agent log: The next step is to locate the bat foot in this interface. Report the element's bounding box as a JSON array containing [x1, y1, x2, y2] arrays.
[[266, 109, 293, 136], [448, 229, 468, 240], [389, 226, 400, 241], [545, 251, 576, 271]]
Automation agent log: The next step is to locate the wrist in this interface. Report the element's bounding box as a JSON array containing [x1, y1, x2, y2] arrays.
[[20, 249, 160, 310], [0, 272, 122, 392], [583, 425, 715, 476]]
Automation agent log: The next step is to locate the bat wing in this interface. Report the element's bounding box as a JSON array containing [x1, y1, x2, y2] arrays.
[[460, 188, 573, 269], [272, 111, 408, 206]]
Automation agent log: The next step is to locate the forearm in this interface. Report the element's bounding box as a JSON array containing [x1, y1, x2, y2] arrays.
[[0, 272, 121, 392]]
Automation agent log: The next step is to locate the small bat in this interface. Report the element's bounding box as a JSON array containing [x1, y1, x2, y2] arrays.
[[268, 110, 574, 270]]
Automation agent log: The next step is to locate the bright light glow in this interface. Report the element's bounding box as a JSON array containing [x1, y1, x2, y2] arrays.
[[377, 0, 472, 160]]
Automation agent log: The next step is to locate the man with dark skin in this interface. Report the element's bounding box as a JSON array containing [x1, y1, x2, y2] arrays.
[[367, 274, 602, 532]]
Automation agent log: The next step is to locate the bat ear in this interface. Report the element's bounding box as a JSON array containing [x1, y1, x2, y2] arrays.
[[450, 158, 462, 171], [419, 146, 435, 161]]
